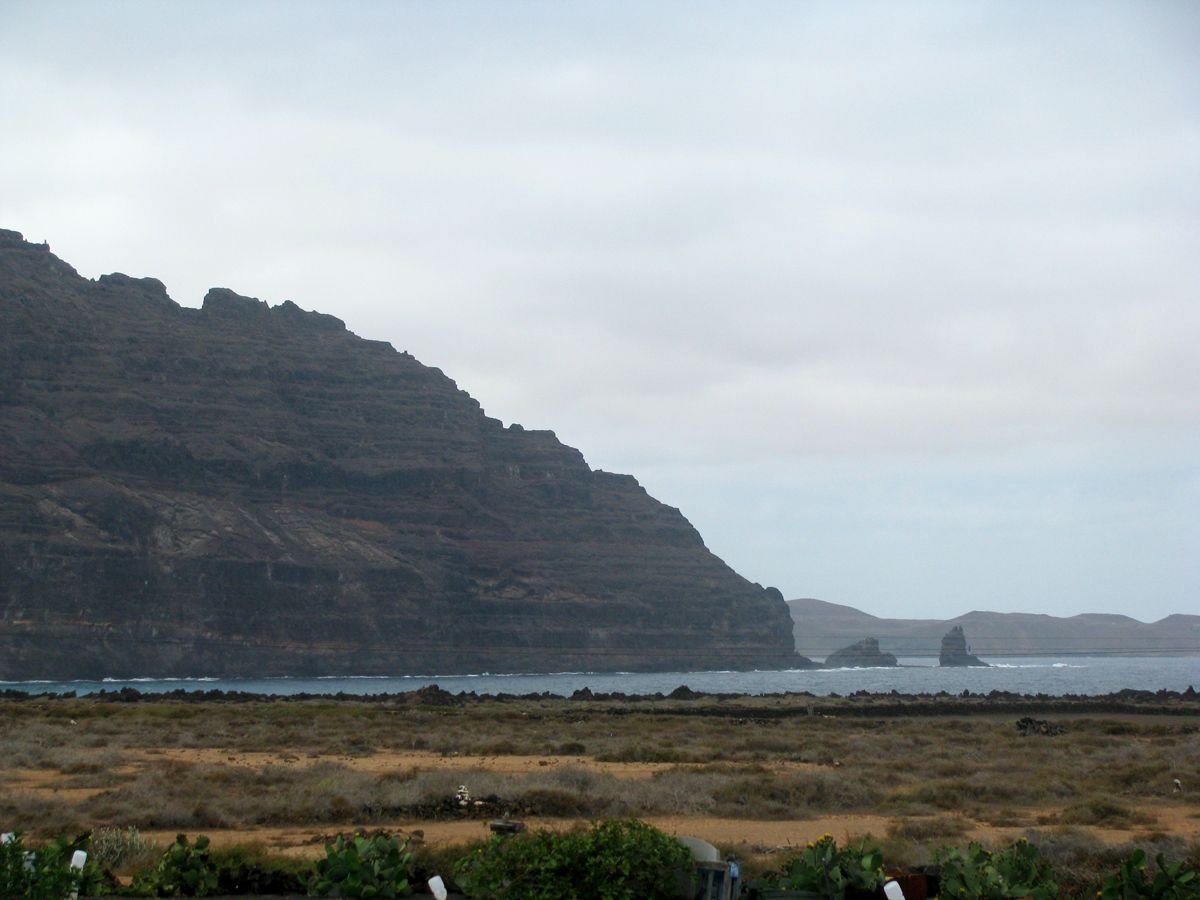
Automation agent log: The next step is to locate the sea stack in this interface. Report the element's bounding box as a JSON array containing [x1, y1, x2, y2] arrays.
[[824, 637, 898, 668], [939, 626, 989, 667]]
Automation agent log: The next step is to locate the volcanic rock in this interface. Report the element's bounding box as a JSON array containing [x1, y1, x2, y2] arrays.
[[0, 229, 806, 679], [938, 626, 989, 667], [824, 637, 898, 668]]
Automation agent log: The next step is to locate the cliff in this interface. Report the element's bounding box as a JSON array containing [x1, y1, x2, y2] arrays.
[[0, 229, 802, 679], [938, 626, 989, 667], [788, 598, 1200, 658], [824, 637, 898, 668]]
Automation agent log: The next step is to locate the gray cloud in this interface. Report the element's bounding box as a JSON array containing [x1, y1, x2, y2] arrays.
[[2, 0, 1196, 620]]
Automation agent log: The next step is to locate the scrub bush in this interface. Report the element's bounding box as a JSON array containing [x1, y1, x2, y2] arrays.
[[453, 818, 692, 900], [308, 832, 412, 897], [936, 839, 1058, 900]]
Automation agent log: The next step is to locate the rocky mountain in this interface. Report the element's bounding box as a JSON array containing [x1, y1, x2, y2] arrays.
[[788, 597, 1200, 658], [0, 230, 803, 679]]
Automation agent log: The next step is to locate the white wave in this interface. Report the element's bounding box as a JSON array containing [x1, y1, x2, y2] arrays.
[[99, 676, 219, 682]]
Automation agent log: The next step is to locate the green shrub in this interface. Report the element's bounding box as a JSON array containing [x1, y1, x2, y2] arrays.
[[308, 832, 412, 897], [131, 833, 220, 897], [936, 839, 1058, 900], [0, 831, 103, 900], [765, 834, 884, 900], [1099, 848, 1199, 900], [453, 818, 693, 900]]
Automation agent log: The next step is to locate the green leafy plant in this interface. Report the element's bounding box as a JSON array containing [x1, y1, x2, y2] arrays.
[[1099, 848, 1199, 900], [0, 830, 102, 900], [936, 839, 1058, 900], [132, 833, 220, 897], [308, 832, 412, 897], [453, 818, 693, 900], [767, 834, 885, 899]]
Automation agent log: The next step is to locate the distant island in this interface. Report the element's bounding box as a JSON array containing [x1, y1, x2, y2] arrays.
[[790, 597, 1200, 658]]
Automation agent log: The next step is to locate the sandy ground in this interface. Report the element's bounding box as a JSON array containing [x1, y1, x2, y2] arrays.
[[135, 746, 826, 779], [133, 807, 1200, 861]]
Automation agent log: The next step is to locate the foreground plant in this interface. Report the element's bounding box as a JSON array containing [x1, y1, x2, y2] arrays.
[[0, 831, 105, 899], [1099, 848, 1199, 900], [308, 832, 412, 897], [936, 839, 1058, 900], [132, 833, 220, 897], [453, 818, 693, 900], [766, 834, 885, 899]]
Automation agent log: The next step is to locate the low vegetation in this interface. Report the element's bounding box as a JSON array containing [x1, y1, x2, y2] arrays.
[[3, 826, 1199, 898], [761, 834, 885, 898], [310, 832, 411, 898], [0, 691, 1196, 896], [454, 818, 693, 900], [1, 694, 1195, 833]]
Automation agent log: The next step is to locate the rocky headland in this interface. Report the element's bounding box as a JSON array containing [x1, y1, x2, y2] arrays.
[[0, 230, 807, 679]]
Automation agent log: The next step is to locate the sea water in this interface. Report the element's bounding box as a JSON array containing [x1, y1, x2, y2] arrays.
[[4, 656, 1197, 698]]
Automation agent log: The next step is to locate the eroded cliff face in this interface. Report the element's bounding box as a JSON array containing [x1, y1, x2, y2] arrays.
[[0, 230, 800, 678]]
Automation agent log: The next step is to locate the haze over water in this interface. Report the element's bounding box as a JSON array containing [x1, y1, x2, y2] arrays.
[[7, 656, 1197, 698]]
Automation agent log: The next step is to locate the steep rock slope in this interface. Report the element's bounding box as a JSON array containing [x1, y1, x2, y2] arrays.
[[0, 230, 800, 678]]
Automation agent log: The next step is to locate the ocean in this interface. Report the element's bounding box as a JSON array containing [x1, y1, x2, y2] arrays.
[[4, 655, 1197, 698]]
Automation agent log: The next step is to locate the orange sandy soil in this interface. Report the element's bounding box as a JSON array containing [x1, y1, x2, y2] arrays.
[[136, 746, 828, 778], [133, 808, 1200, 862], [7, 747, 1197, 859]]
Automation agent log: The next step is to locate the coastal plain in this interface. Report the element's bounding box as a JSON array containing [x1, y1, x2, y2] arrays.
[[2, 688, 1197, 880]]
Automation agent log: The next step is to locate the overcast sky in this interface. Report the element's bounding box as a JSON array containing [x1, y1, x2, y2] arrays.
[[3, 1, 1197, 623]]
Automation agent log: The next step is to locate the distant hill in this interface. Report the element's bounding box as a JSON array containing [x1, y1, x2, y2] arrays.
[[789, 598, 1200, 658]]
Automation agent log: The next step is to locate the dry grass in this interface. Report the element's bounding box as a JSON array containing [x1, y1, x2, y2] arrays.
[[1, 694, 1196, 855]]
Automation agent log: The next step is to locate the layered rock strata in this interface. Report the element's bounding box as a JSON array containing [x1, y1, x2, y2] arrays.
[[0, 230, 803, 678]]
